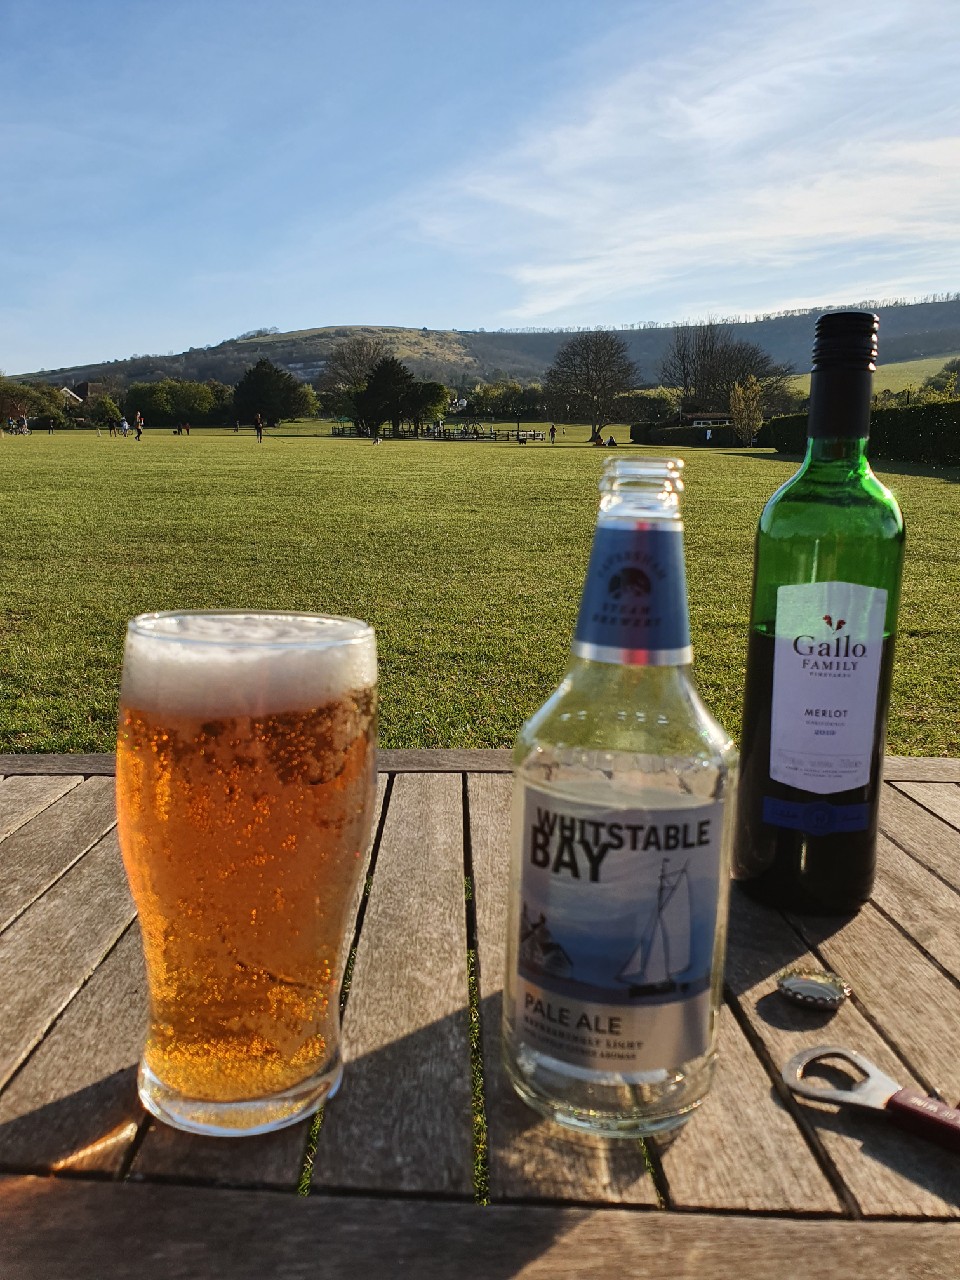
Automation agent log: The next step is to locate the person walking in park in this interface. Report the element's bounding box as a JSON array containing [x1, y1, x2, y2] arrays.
[[549, 424, 557, 444], [255, 414, 264, 443]]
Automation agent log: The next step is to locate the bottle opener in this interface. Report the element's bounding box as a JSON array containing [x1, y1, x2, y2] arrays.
[[782, 1046, 960, 1154]]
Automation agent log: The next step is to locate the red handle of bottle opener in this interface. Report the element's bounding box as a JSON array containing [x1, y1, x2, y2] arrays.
[[886, 1089, 960, 1153]]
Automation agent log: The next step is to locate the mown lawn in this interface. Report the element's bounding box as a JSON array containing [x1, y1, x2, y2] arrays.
[[1, 428, 957, 756]]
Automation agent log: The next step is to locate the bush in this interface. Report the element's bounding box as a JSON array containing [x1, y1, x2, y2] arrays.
[[647, 424, 739, 448], [768, 402, 960, 466]]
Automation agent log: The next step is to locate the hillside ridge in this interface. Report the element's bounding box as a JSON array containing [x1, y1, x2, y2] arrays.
[[19, 298, 960, 389]]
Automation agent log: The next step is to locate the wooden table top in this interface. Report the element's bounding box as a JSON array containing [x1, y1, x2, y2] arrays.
[[1, 750, 959, 1279]]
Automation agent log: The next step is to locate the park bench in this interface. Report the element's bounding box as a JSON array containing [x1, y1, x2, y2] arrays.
[[1, 749, 959, 1278]]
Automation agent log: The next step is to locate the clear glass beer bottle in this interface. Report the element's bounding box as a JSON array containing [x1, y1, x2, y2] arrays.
[[502, 457, 738, 1138]]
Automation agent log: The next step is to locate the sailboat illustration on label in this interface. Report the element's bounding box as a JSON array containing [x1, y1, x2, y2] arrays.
[[618, 858, 694, 996]]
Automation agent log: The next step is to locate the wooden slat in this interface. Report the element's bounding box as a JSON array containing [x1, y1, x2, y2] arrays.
[[871, 833, 960, 984], [0, 925, 144, 1175], [796, 904, 960, 1112], [0, 831, 135, 1091], [657, 1008, 842, 1213], [468, 773, 658, 1206], [882, 757, 960, 782], [0, 754, 116, 776], [312, 772, 474, 1195], [0, 750, 950, 779], [879, 784, 960, 893], [3, 1177, 960, 1280], [380, 748, 512, 772], [131, 778, 389, 1189], [893, 781, 960, 832], [0, 775, 82, 840], [0, 749, 516, 776], [726, 888, 960, 1218], [0, 777, 118, 932]]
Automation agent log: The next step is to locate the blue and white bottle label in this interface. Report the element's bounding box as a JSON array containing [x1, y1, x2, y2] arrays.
[[515, 785, 723, 1075], [770, 581, 887, 794], [572, 524, 693, 665]]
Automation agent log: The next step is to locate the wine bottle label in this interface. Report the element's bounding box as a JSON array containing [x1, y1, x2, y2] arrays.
[[571, 524, 693, 665], [514, 785, 723, 1075], [770, 581, 887, 794]]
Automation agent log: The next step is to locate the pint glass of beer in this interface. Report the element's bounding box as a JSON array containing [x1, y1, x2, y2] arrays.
[[116, 612, 377, 1136]]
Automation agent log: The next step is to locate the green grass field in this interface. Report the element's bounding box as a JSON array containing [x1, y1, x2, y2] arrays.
[[1, 427, 958, 756]]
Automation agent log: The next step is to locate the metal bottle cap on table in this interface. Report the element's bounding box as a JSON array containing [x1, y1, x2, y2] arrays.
[[775, 967, 852, 1010]]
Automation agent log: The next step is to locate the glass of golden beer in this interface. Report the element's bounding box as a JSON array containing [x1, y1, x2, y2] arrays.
[[116, 611, 377, 1136]]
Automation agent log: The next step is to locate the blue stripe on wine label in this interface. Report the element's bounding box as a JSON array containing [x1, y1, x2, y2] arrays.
[[573, 526, 691, 656], [762, 796, 870, 835]]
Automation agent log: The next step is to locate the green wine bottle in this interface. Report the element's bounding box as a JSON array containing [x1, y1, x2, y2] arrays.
[[733, 311, 905, 913]]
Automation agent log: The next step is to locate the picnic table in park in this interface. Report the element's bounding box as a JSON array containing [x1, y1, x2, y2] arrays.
[[1, 748, 959, 1278]]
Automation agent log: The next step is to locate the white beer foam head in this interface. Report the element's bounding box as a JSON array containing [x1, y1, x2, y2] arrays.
[[121, 612, 377, 717]]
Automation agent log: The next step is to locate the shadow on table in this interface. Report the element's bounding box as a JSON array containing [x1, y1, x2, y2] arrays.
[[0, 1066, 141, 1176], [725, 885, 850, 999], [783, 1088, 960, 1208]]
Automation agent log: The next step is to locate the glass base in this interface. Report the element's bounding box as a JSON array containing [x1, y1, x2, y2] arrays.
[[137, 1056, 342, 1137], [502, 1035, 714, 1140]]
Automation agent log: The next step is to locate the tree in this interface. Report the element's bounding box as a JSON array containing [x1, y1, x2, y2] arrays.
[[402, 380, 448, 433], [543, 332, 639, 441], [659, 321, 793, 416], [354, 357, 415, 435], [87, 394, 122, 429], [729, 374, 764, 445], [233, 359, 311, 423], [923, 356, 960, 395], [322, 336, 387, 392]]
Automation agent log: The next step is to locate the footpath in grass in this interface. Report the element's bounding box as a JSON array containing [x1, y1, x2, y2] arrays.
[[0, 429, 957, 756]]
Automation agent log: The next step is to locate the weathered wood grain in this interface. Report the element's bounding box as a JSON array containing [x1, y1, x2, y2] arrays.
[[872, 832, 960, 984], [883, 757, 960, 782], [0, 777, 119, 932], [131, 778, 389, 1189], [0, 749, 517, 777], [0, 775, 81, 841], [312, 772, 475, 1195], [380, 748, 512, 772], [656, 1009, 842, 1213], [893, 781, 960, 832], [879, 784, 960, 893], [796, 904, 960, 1113], [0, 754, 116, 776], [0, 831, 135, 1092], [0, 924, 145, 1174], [3, 1177, 959, 1280], [727, 888, 960, 1218], [468, 772, 658, 1205]]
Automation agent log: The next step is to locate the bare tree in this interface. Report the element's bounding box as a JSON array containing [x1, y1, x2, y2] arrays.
[[543, 332, 639, 441], [322, 335, 388, 391], [659, 321, 793, 416]]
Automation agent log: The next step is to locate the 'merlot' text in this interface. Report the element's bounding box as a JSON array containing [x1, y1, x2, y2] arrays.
[[530, 808, 711, 881]]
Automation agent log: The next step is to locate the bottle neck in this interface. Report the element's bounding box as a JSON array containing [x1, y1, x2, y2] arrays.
[[802, 434, 871, 471], [571, 514, 692, 666], [807, 365, 873, 440]]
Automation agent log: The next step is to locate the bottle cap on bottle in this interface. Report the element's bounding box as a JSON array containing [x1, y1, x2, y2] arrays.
[[812, 311, 879, 371], [807, 311, 879, 439]]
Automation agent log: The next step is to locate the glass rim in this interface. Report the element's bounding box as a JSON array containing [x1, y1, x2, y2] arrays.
[[126, 609, 375, 650]]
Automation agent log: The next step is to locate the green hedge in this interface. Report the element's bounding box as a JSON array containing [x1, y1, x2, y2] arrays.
[[768, 401, 960, 466], [645, 424, 739, 447]]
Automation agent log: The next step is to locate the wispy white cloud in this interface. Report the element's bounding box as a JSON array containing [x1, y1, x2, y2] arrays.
[[410, 0, 960, 321]]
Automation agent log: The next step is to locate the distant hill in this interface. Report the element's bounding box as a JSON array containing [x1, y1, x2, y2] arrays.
[[19, 298, 960, 391]]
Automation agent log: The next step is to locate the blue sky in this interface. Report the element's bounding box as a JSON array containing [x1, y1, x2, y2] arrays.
[[3, 0, 959, 373]]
